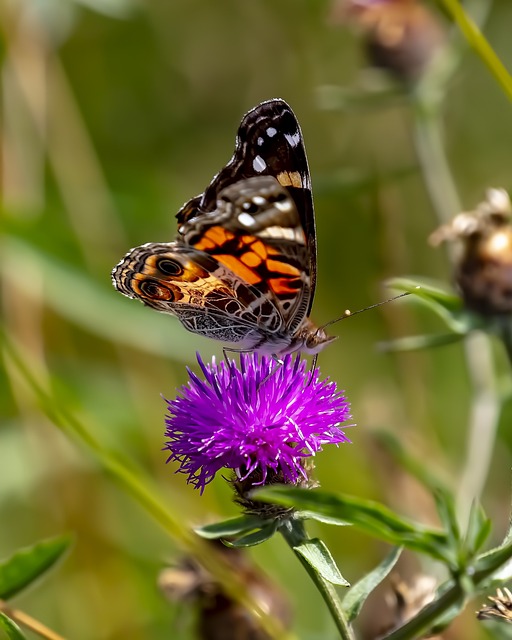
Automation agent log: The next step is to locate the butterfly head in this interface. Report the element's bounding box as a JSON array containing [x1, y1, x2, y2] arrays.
[[294, 319, 338, 355]]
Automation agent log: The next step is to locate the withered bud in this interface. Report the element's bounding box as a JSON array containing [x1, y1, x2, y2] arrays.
[[159, 541, 292, 640], [331, 0, 446, 83], [430, 189, 512, 316], [477, 587, 512, 622]]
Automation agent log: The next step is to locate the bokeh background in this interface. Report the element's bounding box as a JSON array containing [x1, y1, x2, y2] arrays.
[[2, 1, 512, 638]]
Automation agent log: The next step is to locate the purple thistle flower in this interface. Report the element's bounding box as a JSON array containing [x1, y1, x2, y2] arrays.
[[164, 353, 352, 494]]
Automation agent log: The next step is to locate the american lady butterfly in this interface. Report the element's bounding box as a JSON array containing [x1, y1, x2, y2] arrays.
[[112, 99, 336, 356]]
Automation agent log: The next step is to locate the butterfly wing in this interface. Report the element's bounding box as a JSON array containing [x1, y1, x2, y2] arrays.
[[176, 99, 317, 315], [112, 243, 285, 349], [179, 176, 311, 336]]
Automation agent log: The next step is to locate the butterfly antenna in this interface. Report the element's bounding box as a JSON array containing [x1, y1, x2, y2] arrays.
[[319, 289, 416, 331]]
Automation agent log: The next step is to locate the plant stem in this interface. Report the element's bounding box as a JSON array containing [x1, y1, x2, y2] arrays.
[[498, 319, 512, 369], [382, 538, 512, 640], [0, 330, 290, 640], [280, 519, 356, 640], [0, 601, 65, 640], [411, 89, 500, 530], [438, 0, 512, 102]]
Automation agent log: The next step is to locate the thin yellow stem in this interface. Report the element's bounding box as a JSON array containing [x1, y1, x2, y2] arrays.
[[439, 0, 512, 101], [0, 600, 66, 640]]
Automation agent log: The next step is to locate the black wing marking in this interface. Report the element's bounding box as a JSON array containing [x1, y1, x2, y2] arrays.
[[176, 99, 317, 313]]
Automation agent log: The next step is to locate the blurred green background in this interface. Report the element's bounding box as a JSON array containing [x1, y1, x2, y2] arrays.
[[2, 0, 512, 638]]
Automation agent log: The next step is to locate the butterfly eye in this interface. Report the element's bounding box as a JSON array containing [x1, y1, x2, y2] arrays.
[[157, 258, 184, 276], [140, 279, 174, 301]]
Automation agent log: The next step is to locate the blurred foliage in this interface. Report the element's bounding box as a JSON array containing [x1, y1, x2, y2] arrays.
[[2, 0, 512, 638]]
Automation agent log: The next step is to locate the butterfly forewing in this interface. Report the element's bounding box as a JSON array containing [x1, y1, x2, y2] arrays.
[[176, 99, 317, 312]]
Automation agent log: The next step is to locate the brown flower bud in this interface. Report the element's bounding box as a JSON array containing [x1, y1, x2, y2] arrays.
[[430, 189, 512, 316], [333, 0, 446, 83], [159, 540, 292, 640]]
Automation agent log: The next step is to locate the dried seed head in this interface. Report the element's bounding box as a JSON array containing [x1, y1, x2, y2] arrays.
[[431, 189, 512, 316], [477, 587, 512, 622]]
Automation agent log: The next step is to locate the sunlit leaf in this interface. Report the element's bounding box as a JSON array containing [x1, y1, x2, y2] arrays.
[[254, 486, 450, 561], [0, 613, 26, 640], [387, 277, 484, 334], [0, 535, 72, 601], [294, 511, 350, 526], [343, 547, 402, 622], [293, 538, 349, 586]]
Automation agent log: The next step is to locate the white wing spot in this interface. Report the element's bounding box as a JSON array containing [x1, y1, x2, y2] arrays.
[[266, 126, 277, 137], [253, 155, 266, 172], [252, 196, 266, 206], [257, 136, 264, 146], [276, 200, 293, 212], [285, 131, 301, 148], [238, 212, 257, 227]]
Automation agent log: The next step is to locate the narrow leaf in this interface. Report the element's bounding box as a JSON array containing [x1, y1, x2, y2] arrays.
[[379, 332, 465, 353], [294, 538, 349, 586], [195, 516, 269, 540], [225, 522, 278, 548], [0, 613, 27, 640], [387, 277, 483, 334], [434, 490, 460, 547], [255, 486, 450, 561], [343, 547, 402, 622], [294, 511, 350, 526], [465, 501, 492, 555], [0, 535, 72, 600], [476, 538, 512, 576]]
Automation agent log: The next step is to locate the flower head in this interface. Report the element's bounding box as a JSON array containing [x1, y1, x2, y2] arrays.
[[164, 353, 352, 494]]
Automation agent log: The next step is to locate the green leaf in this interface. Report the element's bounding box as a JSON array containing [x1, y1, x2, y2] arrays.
[[387, 277, 484, 334], [465, 501, 492, 556], [194, 516, 270, 540], [0, 613, 27, 640], [294, 511, 350, 526], [343, 547, 402, 622], [0, 535, 73, 600], [254, 486, 450, 561], [433, 490, 460, 548], [379, 332, 465, 353], [293, 538, 349, 586], [224, 522, 278, 548], [475, 538, 512, 577]]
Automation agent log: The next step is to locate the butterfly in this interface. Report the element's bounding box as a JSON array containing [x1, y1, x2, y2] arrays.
[[112, 99, 336, 357]]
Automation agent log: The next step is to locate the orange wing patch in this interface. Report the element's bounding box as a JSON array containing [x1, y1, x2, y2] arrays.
[[195, 226, 236, 251]]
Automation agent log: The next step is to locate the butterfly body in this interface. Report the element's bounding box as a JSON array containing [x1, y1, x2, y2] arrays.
[[112, 99, 335, 356]]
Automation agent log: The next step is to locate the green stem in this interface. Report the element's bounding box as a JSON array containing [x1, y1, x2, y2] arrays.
[[280, 520, 356, 640], [438, 0, 512, 102], [498, 320, 512, 368], [382, 541, 512, 640], [411, 84, 500, 531], [0, 330, 289, 640]]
